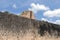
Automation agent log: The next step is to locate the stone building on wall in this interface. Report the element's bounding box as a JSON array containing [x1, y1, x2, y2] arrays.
[[20, 11, 35, 19], [0, 11, 60, 40]]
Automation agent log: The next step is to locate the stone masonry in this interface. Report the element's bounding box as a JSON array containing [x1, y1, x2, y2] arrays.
[[0, 12, 60, 40], [20, 11, 35, 19]]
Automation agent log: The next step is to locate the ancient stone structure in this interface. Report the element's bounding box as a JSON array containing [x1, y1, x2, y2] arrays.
[[20, 11, 35, 19], [0, 12, 60, 40]]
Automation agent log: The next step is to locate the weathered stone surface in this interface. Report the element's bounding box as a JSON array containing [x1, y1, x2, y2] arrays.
[[0, 12, 60, 40], [20, 11, 35, 19]]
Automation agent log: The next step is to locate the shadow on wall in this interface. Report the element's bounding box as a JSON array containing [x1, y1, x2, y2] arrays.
[[38, 21, 60, 37]]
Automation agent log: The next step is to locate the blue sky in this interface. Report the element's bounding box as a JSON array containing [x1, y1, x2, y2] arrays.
[[0, 0, 60, 24]]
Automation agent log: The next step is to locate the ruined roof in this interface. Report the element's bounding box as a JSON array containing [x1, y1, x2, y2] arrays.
[[20, 11, 35, 19]]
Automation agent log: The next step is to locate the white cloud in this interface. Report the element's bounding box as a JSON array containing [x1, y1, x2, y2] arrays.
[[41, 18, 60, 25], [43, 9, 60, 17], [28, 3, 49, 13], [41, 18, 48, 21], [53, 20, 60, 25], [12, 4, 17, 9], [1, 11, 5, 12], [48, 20, 60, 25]]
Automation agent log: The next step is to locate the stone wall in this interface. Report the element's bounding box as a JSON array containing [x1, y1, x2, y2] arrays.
[[20, 11, 35, 19], [0, 12, 60, 40]]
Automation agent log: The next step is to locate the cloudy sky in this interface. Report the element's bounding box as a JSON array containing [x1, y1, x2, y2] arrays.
[[0, 0, 60, 25]]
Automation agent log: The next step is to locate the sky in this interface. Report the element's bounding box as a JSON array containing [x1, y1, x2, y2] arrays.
[[0, 0, 60, 25]]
